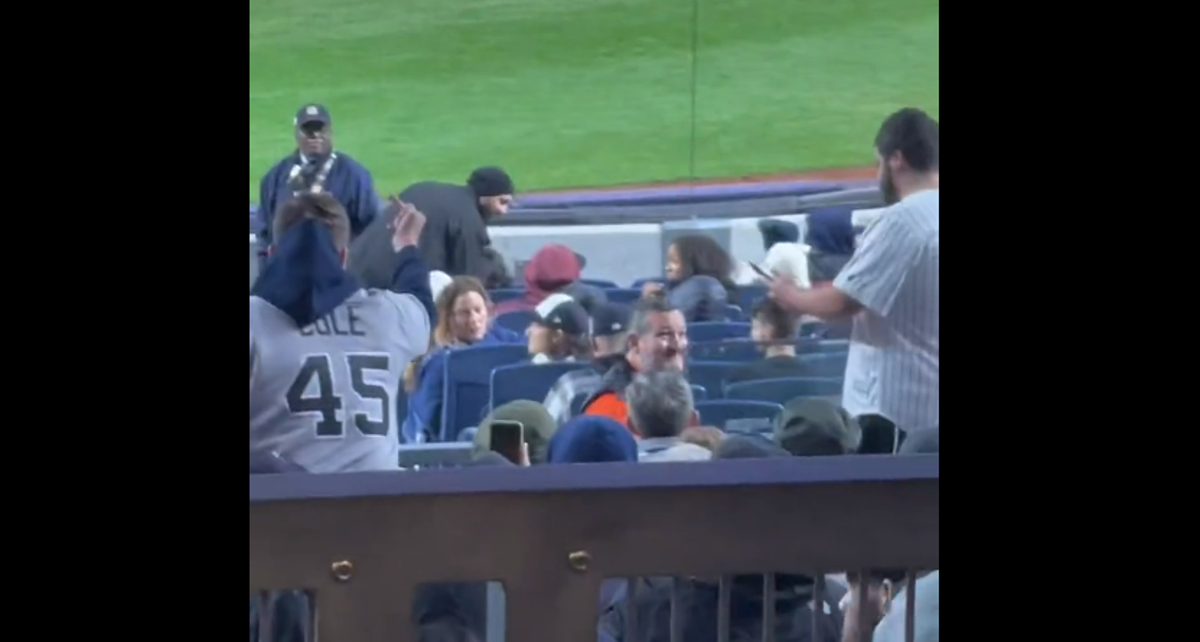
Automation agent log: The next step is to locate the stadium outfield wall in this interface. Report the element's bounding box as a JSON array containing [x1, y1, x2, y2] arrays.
[[248, 179, 882, 289]]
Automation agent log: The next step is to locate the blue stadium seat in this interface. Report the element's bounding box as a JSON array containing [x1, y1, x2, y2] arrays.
[[688, 322, 751, 343], [724, 304, 745, 321], [799, 352, 850, 378], [695, 400, 784, 433], [736, 285, 768, 312], [686, 361, 737, 399], [690, 338, 850, 363], [690, 384, 708, 401], [488, 288, 525, 305], [441, 345, 529, 442], [724, 377, 842, 405], [605, 288, 643, 304], [690, 340, 760, 362], [807, 339, 850, 354], [495, 310, 537, 334], [491, 362, 590, 409], [580, 278, 619, 289]]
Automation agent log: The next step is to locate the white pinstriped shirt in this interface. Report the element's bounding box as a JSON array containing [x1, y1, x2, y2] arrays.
[[834, 190, 939, 432]]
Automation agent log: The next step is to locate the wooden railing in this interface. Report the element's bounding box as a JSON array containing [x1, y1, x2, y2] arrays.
[[249, 455, 939, 642]]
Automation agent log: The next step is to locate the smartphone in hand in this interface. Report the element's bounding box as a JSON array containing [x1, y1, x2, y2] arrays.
[[488, 420, 525, 465], [748, 262, 773, 280]]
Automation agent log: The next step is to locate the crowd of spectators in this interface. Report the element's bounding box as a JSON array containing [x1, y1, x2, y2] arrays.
[[251, 107, 939, 642]]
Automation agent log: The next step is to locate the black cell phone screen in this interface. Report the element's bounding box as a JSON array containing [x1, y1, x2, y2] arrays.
[[488, 421, 524, 465]]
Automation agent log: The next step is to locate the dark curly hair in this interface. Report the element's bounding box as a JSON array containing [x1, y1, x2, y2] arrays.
[[670, 235, 737, 294]]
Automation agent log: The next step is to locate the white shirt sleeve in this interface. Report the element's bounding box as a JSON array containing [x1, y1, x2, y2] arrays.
[[834, 207, 924, 317]]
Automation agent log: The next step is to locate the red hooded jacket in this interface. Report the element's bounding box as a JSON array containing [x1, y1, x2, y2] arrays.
[[493, 245, 582, 316]]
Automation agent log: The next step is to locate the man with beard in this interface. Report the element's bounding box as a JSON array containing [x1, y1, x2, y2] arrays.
[[351, 167, 515, 287], [256, 104, 381, 273], [770, 107, 939, 435], [580, 296, 689, 434]]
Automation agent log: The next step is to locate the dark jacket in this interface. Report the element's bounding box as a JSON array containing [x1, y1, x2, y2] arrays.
[[256, 152, 380, 271], [401, 326, 524, 443], [347, 210, 398, 291], [667, 275, 730, 322], [804, 209, 857, 284], [579, 356, 638, 426], [399, 181, 494, 280]]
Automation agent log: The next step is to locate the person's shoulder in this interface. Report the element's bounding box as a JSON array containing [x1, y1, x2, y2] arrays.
[[401, 180, 457, 196], [369, 288, 423, 308], [249, 295, 275, 316], [399, 181, 468, 209], [334, 152, 369, 170], [364, 289, 433, 329], [889, 190, 939, 225]]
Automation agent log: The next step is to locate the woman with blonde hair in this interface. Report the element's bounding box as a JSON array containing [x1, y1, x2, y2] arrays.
[[401, 276, 522, 443]]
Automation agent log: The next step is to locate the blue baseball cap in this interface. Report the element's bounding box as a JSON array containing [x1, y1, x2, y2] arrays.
[[295, 104, 331, 127]]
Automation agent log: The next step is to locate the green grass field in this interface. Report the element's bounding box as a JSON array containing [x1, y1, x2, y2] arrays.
[[249, 0, 938, 201]]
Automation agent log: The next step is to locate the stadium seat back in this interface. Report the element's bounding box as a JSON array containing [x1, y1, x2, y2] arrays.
[[694, 400, 784, 434], [495, 309, 538, 334], [736, 285, 769, 312], [725, 377, 843, 405], [688, 322, 752, 343], [604, 288, 643, 304], [803, 339, 851, 355], [442, 345, 529, 442], [580, 278, 619, 289], [491, 362, 591, 409], [488, 288, 524, 305], [690, 340, 760, 362], [686, 361, 738, 399]]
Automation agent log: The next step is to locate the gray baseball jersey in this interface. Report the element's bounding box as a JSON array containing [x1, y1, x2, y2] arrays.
[[249, 290, 430, 473]]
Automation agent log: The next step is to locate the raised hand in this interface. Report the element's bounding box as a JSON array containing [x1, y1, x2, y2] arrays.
[[388, 196, 426, 251]]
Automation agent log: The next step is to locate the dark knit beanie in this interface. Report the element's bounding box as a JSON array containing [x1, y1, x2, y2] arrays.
[[467, 167, 515, 197], [758, 219, 801, 251]]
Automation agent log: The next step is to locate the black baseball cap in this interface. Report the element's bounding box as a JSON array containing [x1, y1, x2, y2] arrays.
[[294, 104, 331, 127], [590, 303, 632, 338], [534, 294, 590, 336]]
